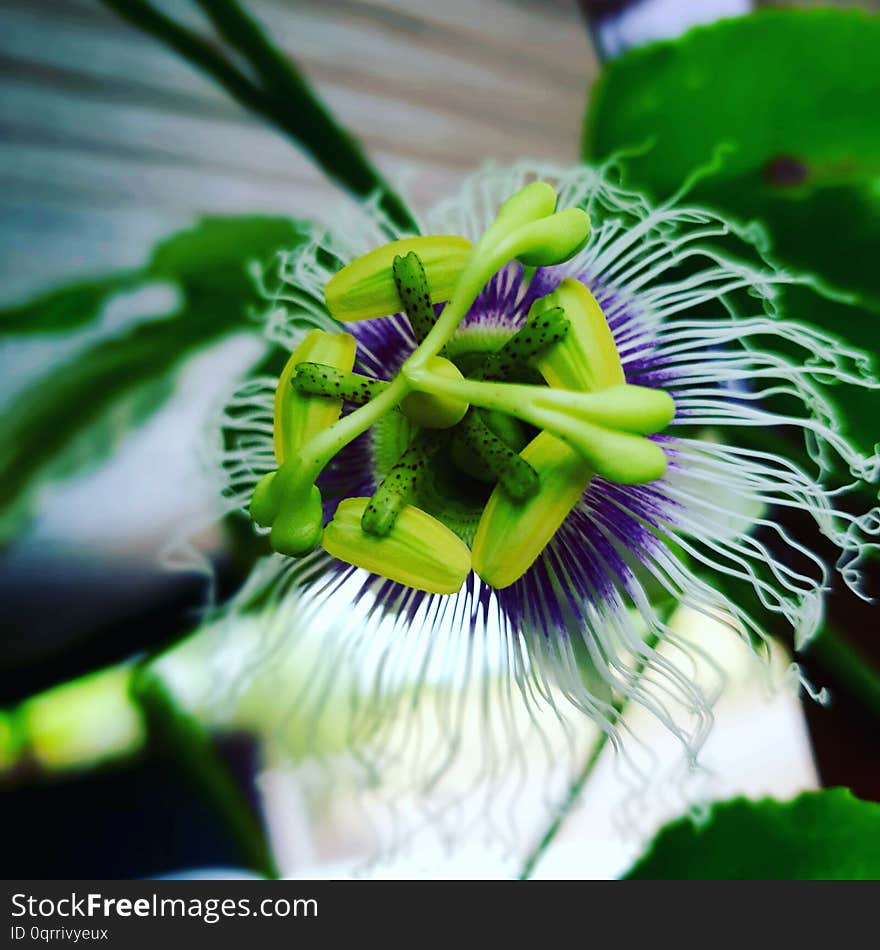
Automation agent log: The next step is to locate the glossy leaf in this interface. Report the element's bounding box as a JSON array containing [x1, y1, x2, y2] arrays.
[[583, 9, 880, 455], [625, 789, 880, 880], [0, 275, 138, 335], [0, 217, 306, 538]]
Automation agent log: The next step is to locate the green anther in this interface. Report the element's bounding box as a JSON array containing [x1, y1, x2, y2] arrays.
[[472, 432, 593, 588], [294, 362, 389, 405], [534, 279, 625, 392], [323, 498, 472, 595], [361, 431, 445, 537], [452, 410, 539, 502], [393, 252, 438, 344], [483, 410, 529, 453], [324, 235, 471, 322], [478, 306, 570, 382], [273, 330, 357, 464]]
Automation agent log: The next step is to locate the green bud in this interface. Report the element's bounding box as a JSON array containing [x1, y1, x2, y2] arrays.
[[401, 356, 469, 428], [325, 235, 471, 322], [323, 498, 472, 594]]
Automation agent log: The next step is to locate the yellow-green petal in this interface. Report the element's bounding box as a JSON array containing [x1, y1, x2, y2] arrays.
[[535, 278, 625, 392], [324, 236, 472, 322], [472, 431, 592, 589], [323, 498, 471, 594], [274, 329, 357, 464]]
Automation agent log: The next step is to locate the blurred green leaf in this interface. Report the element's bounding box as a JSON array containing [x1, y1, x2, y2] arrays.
[[583, 8, 880, 454], [625, 789, 880, 879], [0, 275, 139, 335], [0, 216, 306, 538], [584, 8, 880, 303]]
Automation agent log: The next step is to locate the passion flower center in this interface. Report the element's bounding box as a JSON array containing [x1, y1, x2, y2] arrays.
[[251, 180, 675, 594]]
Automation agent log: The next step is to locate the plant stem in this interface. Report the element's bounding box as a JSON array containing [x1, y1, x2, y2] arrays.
[[517, 632, 660, 880], [806, 623, 880, 721], [98, 0, 416, 231], [100, 0, 272, 117], [132, 667, 280, 879], [517, 722, 610, 880], [293, 372, 410, 484]]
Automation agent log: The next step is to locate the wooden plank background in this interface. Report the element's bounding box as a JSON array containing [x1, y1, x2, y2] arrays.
[[0, 0, 596, 303], [1, 1, 875, 303]]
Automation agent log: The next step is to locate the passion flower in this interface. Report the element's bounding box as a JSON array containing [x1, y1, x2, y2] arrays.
[[214, 162, 879, 808]]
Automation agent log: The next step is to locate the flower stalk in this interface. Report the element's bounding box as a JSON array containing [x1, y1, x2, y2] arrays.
[[98, 0, 417, 230]]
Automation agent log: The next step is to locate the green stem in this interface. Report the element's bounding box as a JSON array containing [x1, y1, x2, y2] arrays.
[[806, 624, 880, 721], [407, 369, 664, 439], [99, 0, 274, 117], [517, 632, 660, 880], [410, 259, 499, 367], [99, 0, 416, 231], [132, 667, 280, 879], [517, 723, 610, 881]]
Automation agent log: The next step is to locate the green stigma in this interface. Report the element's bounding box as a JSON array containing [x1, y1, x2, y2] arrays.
[[250, 182, 676, 594]]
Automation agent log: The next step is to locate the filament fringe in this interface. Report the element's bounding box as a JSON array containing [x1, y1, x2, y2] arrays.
[[191, 159, 879, 857]]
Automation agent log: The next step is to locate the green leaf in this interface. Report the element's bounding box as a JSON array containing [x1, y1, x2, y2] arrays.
[[585, 9, 880, 302], [625, 789, 880, 879], [583, 9, 880, 455], [0, 216, 306, 538], [0, 275, 139, 335]]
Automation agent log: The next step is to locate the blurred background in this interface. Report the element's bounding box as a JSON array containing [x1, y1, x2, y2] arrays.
[[1, 0, 878, 879]]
